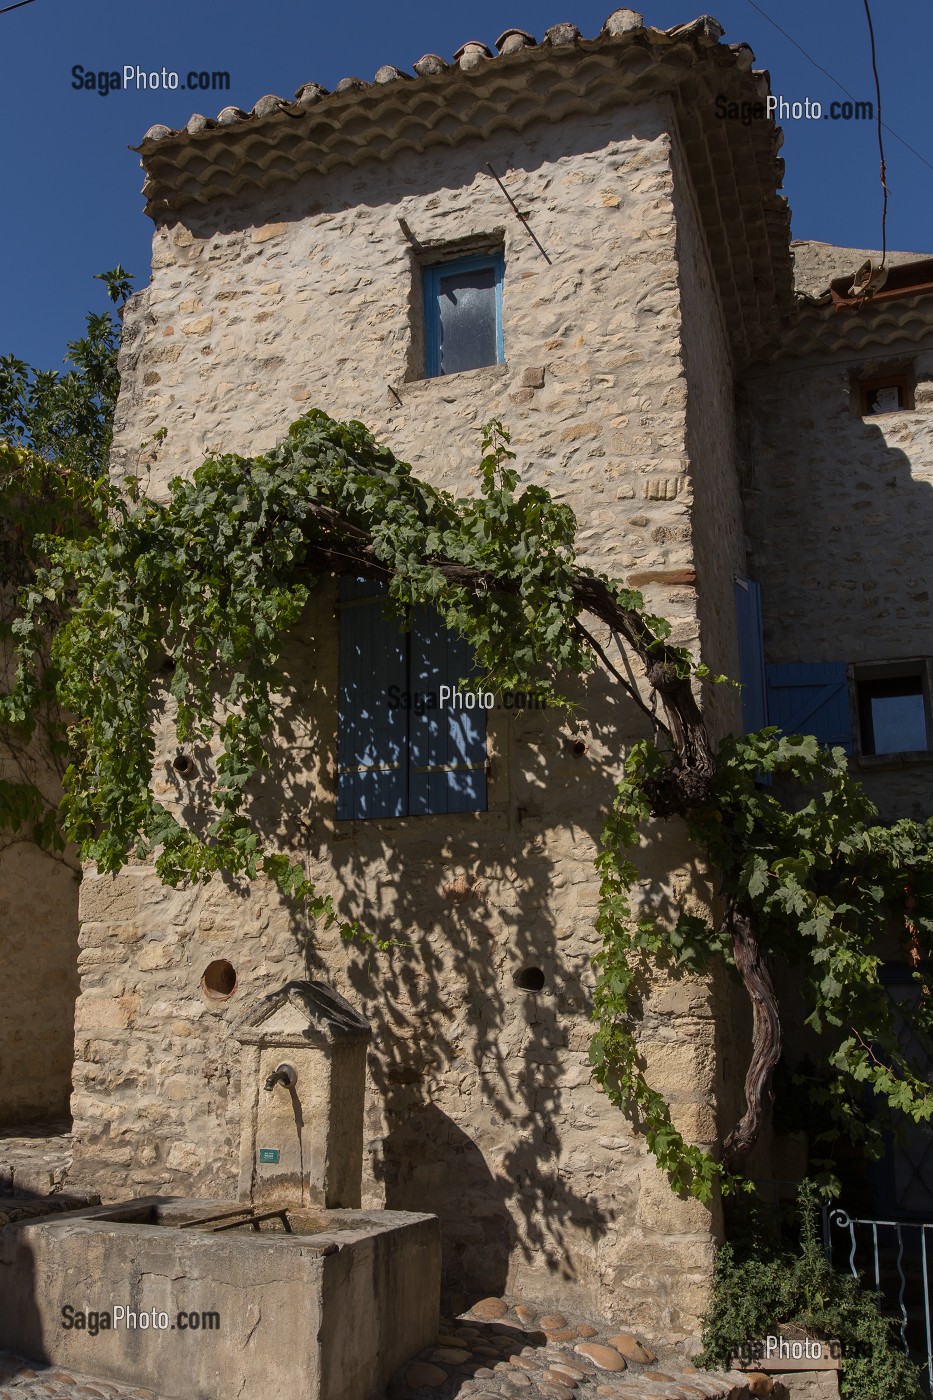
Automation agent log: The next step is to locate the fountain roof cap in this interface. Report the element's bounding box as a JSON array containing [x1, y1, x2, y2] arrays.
[[236, 979, 372, 1047]]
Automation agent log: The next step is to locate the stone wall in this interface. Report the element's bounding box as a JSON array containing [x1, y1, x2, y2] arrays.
[[0, 684, 80, 1129], [743, 335, 933, 819], [667, 124, 758, 1173], [669, 121, 745, 742], [72, 103, 749, 1344], [0, 842, 79, 1129]]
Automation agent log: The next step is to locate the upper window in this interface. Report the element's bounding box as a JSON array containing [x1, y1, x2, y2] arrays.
[[336, 578, 487, 820], [855, 662, 932, 756], [423, 252, 504, 378]]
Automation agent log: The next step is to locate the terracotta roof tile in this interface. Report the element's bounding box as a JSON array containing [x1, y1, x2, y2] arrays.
[[495, 28, 537, 53], [543, 22, 582, 45], [412, 53, 448, 77]]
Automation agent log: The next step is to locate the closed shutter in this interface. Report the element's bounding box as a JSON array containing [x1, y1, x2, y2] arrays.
[[408, 605, 487, 815], [734, 579, 768, 733], [337, 578, 408, 819], [765, 662, 853, 753]]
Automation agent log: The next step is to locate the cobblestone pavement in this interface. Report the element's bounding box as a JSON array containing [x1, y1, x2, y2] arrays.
[[387, 1297, 778, 1400], [0, 1353, 164, 1400], [0, 1303, 779, 1400]]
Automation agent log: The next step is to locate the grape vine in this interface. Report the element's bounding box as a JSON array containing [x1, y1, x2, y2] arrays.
[[2, 407, 931, 1199]]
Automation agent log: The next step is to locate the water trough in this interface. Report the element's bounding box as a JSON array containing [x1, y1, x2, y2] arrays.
[[0, 983, 440, 1399]]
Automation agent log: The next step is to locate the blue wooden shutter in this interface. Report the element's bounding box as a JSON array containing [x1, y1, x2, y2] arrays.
[[337, 578, 408, 819], [734, 579, 768, 733], [765, 662, 853, 753], [408, 606, 487, 815]]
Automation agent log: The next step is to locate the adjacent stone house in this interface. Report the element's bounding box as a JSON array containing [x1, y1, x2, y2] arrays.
[[3, 5, 932, 1348], [743, 242, 933, 1223]]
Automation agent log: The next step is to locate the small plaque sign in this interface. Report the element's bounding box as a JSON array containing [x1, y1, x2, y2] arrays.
[[258, 1148, 280, 1164]]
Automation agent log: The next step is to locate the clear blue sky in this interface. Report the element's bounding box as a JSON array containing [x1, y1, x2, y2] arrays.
[[2, 0, 931, 371]]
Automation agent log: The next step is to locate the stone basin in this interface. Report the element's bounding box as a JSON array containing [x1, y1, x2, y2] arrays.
[[0, 1195, 440, 1400]]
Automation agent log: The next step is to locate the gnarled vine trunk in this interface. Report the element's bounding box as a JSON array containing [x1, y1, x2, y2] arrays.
[[722, 901, 782, 1167]]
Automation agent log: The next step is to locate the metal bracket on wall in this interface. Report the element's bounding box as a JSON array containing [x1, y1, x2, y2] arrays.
[[485, 163, 552, 264]]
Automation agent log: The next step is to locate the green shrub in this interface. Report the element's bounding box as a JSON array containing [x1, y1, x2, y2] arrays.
[[697, 1182, 924, 1400]]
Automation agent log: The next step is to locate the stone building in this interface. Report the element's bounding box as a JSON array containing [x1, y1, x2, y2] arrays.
[[2, 5, 932, 1351], [743, 242, 933, 1224]]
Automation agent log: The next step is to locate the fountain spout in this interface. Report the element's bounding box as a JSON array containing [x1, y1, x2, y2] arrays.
[[263, 1062, 297, 1092]]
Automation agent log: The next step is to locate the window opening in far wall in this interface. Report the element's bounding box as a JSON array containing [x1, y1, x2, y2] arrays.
[[855, 368, 914, 416], [856, 665, 931, 756]]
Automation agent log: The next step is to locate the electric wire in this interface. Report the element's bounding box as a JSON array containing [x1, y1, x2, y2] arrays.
[[861, 0, 889, 267], [0, 0, 37, 13], [742, 0, 933, 179]]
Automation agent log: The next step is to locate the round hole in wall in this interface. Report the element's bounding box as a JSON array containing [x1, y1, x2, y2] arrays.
[[201, 960, 237, 1000], [514, 966, 546, 992], [568, 737, 588, 757], [173, 752, 197, 779]]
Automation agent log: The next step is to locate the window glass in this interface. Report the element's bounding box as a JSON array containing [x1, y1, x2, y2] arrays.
[[858, 674, 927, 754], [436, 264, 498, 375], [865, 384, 904, 414], [423, 253, 503, 378]]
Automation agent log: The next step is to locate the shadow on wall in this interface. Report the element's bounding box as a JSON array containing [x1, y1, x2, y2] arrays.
[[0, 844, 80, 1131], [330, 649, 622, 1294], [0, 1227, 43, 1367], [199, 585, 715, 1298], [137, 574, 716, 1312], [377, 1105, 515, 1296], [197, 587, 631, 1291]]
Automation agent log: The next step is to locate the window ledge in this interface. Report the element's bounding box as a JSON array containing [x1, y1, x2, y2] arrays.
[[327, 809, 509, 837], [854, 750, 933, 770], [404, 362, 508, 390]]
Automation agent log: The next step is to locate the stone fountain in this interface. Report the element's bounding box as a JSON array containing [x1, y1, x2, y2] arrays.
[[0, 982, 440, 1400]]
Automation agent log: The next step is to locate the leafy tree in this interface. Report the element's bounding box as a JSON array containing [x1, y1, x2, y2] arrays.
[[0, 268, 132, 852], [0, 266, 132, 480]]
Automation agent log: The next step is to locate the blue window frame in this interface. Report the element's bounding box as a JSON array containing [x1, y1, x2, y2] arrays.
[[337, 579, 488, 819], [423, 252, 504, 378]]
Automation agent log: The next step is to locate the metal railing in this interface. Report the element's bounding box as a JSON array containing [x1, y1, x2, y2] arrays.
[[823, 1206, 933, 1395]]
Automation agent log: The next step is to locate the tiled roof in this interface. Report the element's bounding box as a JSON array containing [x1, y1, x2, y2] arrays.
[[790, 240, 933, 298], [133, 9, 795, 361], [755, 292, 933, 364], [139, 12, 726, 150], [746, 243, 933, 364]]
